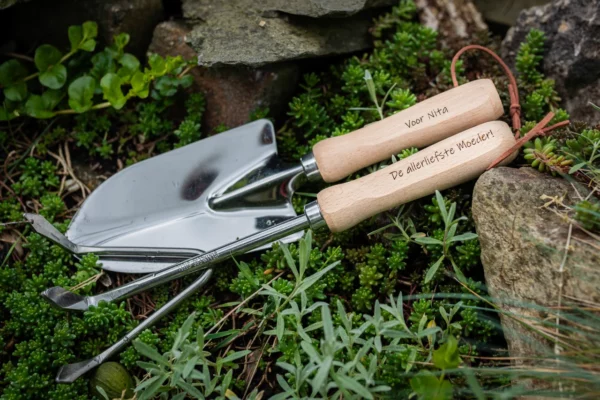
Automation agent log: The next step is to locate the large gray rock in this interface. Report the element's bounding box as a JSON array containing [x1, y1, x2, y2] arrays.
[[502, 0, 600, 124], [182, 0, 378, 67], [473, 167, 599, 367], [149, 21, 300, 133], [262, 0, 396, 18]]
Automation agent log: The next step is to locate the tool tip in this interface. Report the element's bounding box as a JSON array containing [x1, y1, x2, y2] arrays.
[[41, 287, 89, 311], [56, 357, 101, 383]]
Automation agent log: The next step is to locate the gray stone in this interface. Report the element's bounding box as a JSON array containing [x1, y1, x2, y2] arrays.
[[182, 0, 376, 67], [0, 0, 29, 10], [415, 0, 487, 49], [472, 167, 600, 368], [474, 0, 550, 26], [260, 0, 396, 18], [501, 0, 600, 124], [1, 0, 164, 57], [149, 21, 300, 133]]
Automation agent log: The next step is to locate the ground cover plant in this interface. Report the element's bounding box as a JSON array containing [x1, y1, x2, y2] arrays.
[[1, 1, 598, 399]]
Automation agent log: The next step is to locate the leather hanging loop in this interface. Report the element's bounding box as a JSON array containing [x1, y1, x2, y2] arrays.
[[449, 45, 570, 170]]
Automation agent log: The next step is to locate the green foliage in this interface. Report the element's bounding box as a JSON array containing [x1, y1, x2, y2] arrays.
[[133, 312, 250, 400], [523, 137, 573, 175], [574, 200, 600, 231], [0, 22, 194, 121], [3, 2, 589, 399]]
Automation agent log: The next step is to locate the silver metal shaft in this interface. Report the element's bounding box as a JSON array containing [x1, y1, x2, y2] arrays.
[[42, 202, 325, 311], [55, 270, 213, 383]]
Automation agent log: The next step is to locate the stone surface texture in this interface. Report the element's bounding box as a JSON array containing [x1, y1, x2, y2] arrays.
[[149, 21, 299, 132], [502, 0, 600, 123], [472, 167, 599, 363], [415, 0, 487, 48], [182, 0, 383, 67]]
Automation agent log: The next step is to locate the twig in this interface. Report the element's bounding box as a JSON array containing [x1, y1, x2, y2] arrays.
[[1, 52, 34, 62], [205, 272, 284, 336]]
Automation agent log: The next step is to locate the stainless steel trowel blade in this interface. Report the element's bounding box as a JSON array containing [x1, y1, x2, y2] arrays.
[[67, 119, 303, 273]]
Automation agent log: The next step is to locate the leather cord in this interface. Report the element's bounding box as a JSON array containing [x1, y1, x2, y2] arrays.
[[450, 45, 570, 170]]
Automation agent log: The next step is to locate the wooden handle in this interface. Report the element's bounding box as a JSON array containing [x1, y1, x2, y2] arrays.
[[317, 121, 517, 233], [312, 79, 503, 182]]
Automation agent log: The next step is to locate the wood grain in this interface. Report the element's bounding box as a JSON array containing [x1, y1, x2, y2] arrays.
[[312, 79, 503, 182], [317, 121, 517, 232]]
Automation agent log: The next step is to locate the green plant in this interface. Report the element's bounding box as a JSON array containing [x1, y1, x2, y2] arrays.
[[0, 21, 193, 121], [412, 191, 478, 283], [133, 312, 250, 400]]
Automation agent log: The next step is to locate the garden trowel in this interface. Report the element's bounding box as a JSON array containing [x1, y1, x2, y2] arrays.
[[31, 79, 503, 273], [46, 121, 517, 382]]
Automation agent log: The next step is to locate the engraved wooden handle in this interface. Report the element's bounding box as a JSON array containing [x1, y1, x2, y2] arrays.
[[312, 79, 503, 182], [317, 121, 517, 233]]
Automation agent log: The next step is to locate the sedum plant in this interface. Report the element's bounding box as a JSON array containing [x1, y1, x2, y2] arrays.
[[0, 21, 193, 121]]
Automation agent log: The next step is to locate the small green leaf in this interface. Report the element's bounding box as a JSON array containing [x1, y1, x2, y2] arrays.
[[569, 162, 586, 174], [414, 236, 443, 246], [0, 59, 27, 86], [276, 313, 284, 341], [68, 25, 83, 52], [117, 53, 140, 82], [94, 386, 110, 400], [100, 73, 127, 109], [24, 95, 56, 119], [433, 335, 461, 370], [148, 53, 167, 76], [4, 82, 27, 101], [133, 340, 169, 367], [131, 70, 150, 98], [449, 232, 478, 242], [337, 374, 373, 399], [113, 33, 130, 51], [435, 191, 448, 224], [42, 89, 63, 110], [39, 63, 67, 89], [219, 350, 251, 365], [68, 76, 96, 113], [425, 255, 445, 283], [68, 21, 97, 52], [34, 44, 63, 72]]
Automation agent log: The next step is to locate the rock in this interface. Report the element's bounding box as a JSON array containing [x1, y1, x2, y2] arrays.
[[415, 0, 487, 48], [182, 0, 377, 67], [149, 21, 300, 132], [501, 0, 600, 123], [0, 0, 164, 57], [0, 0, 29, 10], [260, 0, 396, 18], [472, 167, 599, 369], [473, 0, 550, 26]]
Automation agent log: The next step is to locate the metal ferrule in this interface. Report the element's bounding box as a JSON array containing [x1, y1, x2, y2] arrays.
[[304, 201, 327, 231], [300, 152, 322, 182]]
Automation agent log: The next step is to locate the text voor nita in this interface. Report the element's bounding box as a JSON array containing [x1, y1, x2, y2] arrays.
[[404, 106, 449, 128]]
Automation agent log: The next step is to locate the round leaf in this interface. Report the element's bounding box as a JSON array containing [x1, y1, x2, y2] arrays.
[[100, 73, 127, 109], [39, 63, 67, 89], [0, 59, 27, 87], [130, 71, 150, 99], [34, 44, 63, 72], [25, 95, 56, 119], [117, 53, 140, 82], [68, 25, 83, 52], [4, 82, 27, 102], [68, 76, 96, 113], [82, 21, 98, 40]]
